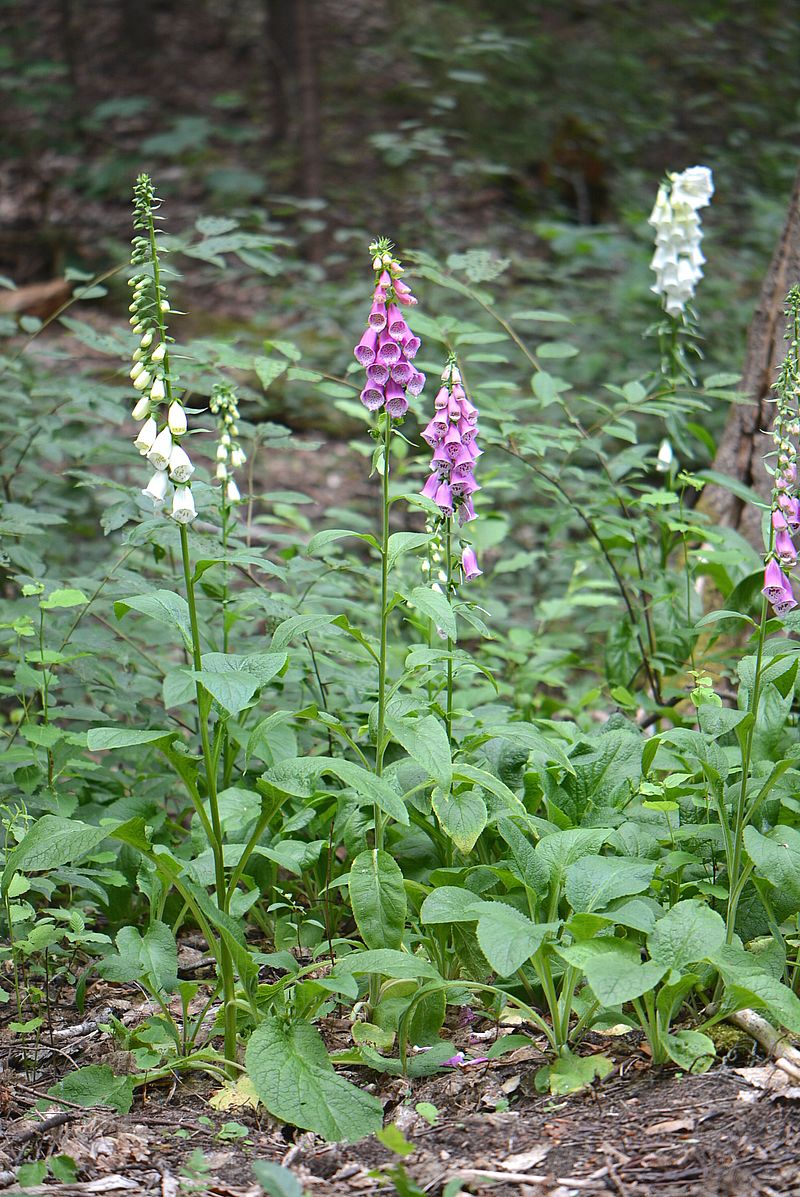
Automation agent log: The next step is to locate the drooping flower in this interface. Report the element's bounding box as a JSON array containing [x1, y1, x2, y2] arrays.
[[420, 354, 482, 581], [209, 383, 245, 506], [649, 166, 713, 318], [129, 174, 197, 524], [353, 239, 423, 416], [761, 286, 800, 617]]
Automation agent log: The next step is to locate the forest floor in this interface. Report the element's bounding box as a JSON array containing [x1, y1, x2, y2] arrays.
[[2, 974, 800, 1197]]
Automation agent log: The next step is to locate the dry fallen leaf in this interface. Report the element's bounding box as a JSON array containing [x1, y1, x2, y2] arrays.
[[500, 1145, 551, 1171], [735, 1065, 800, 1100], [643, 1117, 695, 1135], [208, 1075, 262, 1111]]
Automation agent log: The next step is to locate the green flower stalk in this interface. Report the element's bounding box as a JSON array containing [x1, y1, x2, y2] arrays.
[[126, 175, 237, 1073]]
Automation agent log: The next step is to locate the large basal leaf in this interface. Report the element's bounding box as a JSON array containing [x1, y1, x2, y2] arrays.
[[386, 709, 452, 791], [99, 922, 178, 993], [647, 899, 725, 973], [330, 949, 441, 983], [475, 902, 549, 976], [47, 1065, 134, 1115], [496, 818, 550, 895], [743, 824, 800, 907], [534, 828, 612, 893], [432, 787, 487, 852], [251, 1161, 304, 1197], [2, 815, 118, 894], [349, 850, 406, 950], [558, 939, 667, 1006], [246, 1017, 383, 1143], [712, 944, 800, 1033], [564, 855, 656, 914], [419, 885, 486, 925]]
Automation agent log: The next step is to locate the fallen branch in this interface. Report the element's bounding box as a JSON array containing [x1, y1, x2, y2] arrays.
[[725, 1008, 800, 1083]]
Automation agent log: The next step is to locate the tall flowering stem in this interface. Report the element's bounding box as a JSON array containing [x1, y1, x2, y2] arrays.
[[723, 288, 800, 944], [420, 354, 482, 747], [354, 238, 424, 848], [129, 177, 237, 1072]]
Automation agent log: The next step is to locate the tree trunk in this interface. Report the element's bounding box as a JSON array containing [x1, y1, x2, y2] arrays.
[[702, 169, 800, 546]]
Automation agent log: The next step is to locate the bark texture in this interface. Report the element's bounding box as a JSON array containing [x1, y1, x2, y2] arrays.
[[702, 171, 800, 546]]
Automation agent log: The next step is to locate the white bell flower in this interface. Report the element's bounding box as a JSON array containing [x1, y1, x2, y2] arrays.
[[669, 166, 714, 210], [168, 402, 187, 436], [150, 378, 166, 402], [147, 427, 173, 471], [225, 479, 241, 503], [171, 485, 197, 524], [143, 470, 171, 508], [151, 342, 166, 364], [134, 416, 158, 454], [168, 442, 194, 483], [230, 447, 246, 468], [131, 395, 151, 421]]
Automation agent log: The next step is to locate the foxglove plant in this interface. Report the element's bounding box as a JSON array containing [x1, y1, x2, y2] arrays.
[[353, 238, 424, 850], [420, 353, 482, 740], [125, 175, 238, 1070], [129, 178, 197, 525]]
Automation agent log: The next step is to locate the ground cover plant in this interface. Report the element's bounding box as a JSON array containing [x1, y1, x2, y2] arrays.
[[4, 151, 800, 1195]]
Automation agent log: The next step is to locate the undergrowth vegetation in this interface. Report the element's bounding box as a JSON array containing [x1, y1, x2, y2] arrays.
[[2, 162, 800, 1150]]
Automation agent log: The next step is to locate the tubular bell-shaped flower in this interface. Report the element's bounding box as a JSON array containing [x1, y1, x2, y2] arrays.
[[648, 166, 713, 318], [762, 286, 800, 616], [421, 354, 482, 581], [353, 238, 424, 417], [129, 174, 196, 524], [209, 383, 246, 506]]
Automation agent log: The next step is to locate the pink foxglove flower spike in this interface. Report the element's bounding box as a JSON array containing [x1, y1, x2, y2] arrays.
[[761, 286, 800, 617], [353, 238, 424, 417]]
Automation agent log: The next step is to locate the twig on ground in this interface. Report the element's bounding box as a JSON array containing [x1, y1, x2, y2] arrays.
[[725, 1008, 800, 1082]]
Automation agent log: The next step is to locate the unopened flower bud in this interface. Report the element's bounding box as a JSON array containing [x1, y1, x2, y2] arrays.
[[151, 342, 166, 363], [230, 447, 246, 468], [150, 378, 166, 402], [216, 462, 228, 480], [656, 439, 674, 472], [140, 330, 154, 349], [226, 479, 241, 503], [167, 401, 187, 436], [131, 395, 151, 421], [130, 361, 144, 380], [160, 299, 170, 312], [133, 372, 151, 392], [134, 416, 158, 454]]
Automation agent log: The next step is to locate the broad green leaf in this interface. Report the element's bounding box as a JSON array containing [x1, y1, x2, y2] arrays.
[[47, 1065, 134, 1114], [254, 356, 289, 390], [114, 590, 192, 650], [455, 766, 523, 812], [537, 341, 579, 359], [39, 588, 89, 610], [349, 850, 406, 950], [534, 829, 612, 892], [743, 824, 800, 906], [545, 1050, 613, 1095], [331, 949, 441, 982], [664, 1030, 715, 1074], [481, 723, 575, 772], [386, 709, 452, 791], [245, 1017, 383, 1142], [496, 819, 550, 894], [252, 1161, 304, 1197], [407, 586, 457, 639], [564, 855, 656, 913], [475, 903, 548, 975], [139, 921, 179, 992], [419, 886, 485, 925], [270, 614, 338, 650], [387, 532, 432, 570], [192, 669, 260, 716], [558, 939, 668, 1006], [263, 757, 408, 825], [202, 652, 286, 688], [87, 727, 174, 751], [432, 787, 486, 852], [511, 310, 571, 323], [647, 900, 725, 972], [2, 816, 117, 893], [713, 944, 800, 1033], [306, 528, 379, 555]]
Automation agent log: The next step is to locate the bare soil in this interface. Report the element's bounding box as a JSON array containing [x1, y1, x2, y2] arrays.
[[2, 979, 800, 1197]]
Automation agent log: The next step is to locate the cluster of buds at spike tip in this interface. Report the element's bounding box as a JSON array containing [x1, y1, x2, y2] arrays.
[[353, 237, 425, 416], [209, 383, 246, 504], [649, 166, 714, 318], [128, 174, 196, 525], [762, 286, 800, 616]]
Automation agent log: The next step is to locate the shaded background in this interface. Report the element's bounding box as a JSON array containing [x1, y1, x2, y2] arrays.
[[2, 0, 800, 400]]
